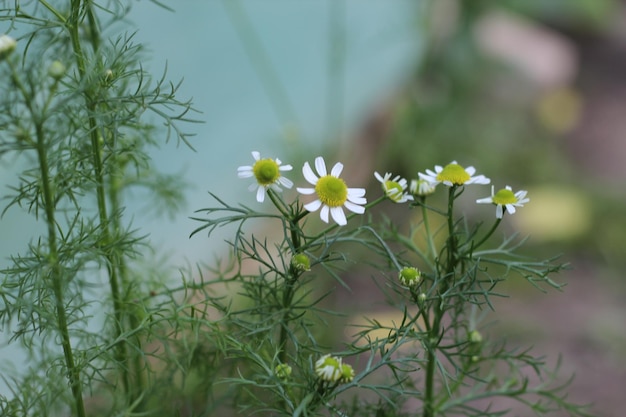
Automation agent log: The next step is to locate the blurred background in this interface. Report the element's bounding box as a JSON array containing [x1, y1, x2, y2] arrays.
[[2, 0, 626, 415]]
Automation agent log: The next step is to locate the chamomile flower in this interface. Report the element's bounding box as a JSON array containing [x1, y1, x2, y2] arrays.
[[374, 172, 413, 203], [237, 151, 293, 203], [398, 266, 422, 287], [419, 161, 490, 187], [476, 185, 529, 218], [315, 354, 343, 382], [297, 157, 366, 226], [410, 178, 437, 196]]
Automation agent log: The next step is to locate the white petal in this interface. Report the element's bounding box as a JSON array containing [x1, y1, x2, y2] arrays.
[[374, 172, 384, 183], [252, 151, 260, 160], [330, 206, 347, 226], [348, 188, 366, 198], [302, 162, 319, 185], [506, 204, 516, 215], [314, 157, 327, 176], [330, 162, 343, 177], [496, 205, 504, 218], [237, 168, 254, 178], [344, 201, 365, 214], [468, 175, 490, 185], [320, 205, 330, 223], [256, 186, 266, 203], [278, 177, 293, 188], [279, 164, 293, 171], [465, 166, 476, 176], [347, 194, 367, 205], [476, 197, 493, 204], [304, 199, 322, 212], [248, 183, 259, 191], [297, 187, 316, 195], [270, 184, 283, 192]]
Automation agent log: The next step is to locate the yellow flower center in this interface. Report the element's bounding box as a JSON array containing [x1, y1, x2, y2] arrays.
[[436, 163, 470, 185], [315, 175, 348, 207], [252, 159, 280, 186], [384, 180, 404, 202], [493, 188, 517, 205]]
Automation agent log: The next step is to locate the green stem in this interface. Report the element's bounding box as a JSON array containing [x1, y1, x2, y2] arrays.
[[420, 196, 437, 262], [66, 0, 131, 399], [469, 218, 502, 252], [423, 186, 458, 417], [9, 57, 87, 417]]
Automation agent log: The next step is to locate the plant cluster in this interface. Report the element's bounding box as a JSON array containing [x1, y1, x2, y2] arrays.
[[1, 2, 592, 416]]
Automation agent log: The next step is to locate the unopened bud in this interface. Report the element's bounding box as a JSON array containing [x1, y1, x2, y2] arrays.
[[0, 34, 17, 61], [48, 60, 66, 80]]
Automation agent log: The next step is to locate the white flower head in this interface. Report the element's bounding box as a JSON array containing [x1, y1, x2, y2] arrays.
[[297, 156, 366, 226], [409, 178, 437, 196], [419, 161, 490, 187], [476, 185, 529, 218], [374, 172, 414, 203], [237, 151, 293, 203], [0, 34, 17, 61], [315, 354, 342, 382]]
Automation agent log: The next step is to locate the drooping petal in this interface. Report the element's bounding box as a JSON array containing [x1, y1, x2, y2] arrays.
[[320, 205, 330, 223], [344, 201, 365, 214], [256, 186, 266, 203], [495, 204, 504, 219], [278, 176, 293, 188], [330, 206, 347, 226]]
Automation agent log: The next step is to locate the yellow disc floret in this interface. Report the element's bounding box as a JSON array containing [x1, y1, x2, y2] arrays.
[[437, 163, 470, 185], [493, 188, 517, 205], [315, 175, 348, 207], [384, 180, 404, 202], [252, 158, 280, 186]]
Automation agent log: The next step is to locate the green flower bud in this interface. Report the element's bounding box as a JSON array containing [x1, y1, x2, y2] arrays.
[[468, 330, 483, 344], [291, 253, 311, 272], [274, 363, 292, 379], [398, 266, 421, 287], [48, 60, 66, 80], [339, 363, 355, 383]]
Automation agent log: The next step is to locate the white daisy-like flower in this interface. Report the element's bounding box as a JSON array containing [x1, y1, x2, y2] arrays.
[[409, 178, 437, 196], [315, 354, 342, 382], [237, 151, 293, 203], [297, 156, 366, 226], [476, 185, 529, 218], [419, 161, 490, 187], [374, 172, 414, 203]]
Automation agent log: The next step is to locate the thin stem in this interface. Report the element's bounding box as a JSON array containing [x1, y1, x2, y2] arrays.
[[421, 196, 438, 262], [66, 0, 131, 400], [423, 186, 458, 417], [9, 57, 86, 417], [469, 218, 502, 252]]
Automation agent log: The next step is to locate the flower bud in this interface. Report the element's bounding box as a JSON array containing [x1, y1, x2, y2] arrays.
[[468, 330, 483, 344], [274, 363, 292, 379], [291, 253, 311, 272], [48, 60, 66, 80], [398, 266, 421, 287], [339, 363, 355, 383], [410, 178, 436, 196], [0, 34, 17, 61]]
